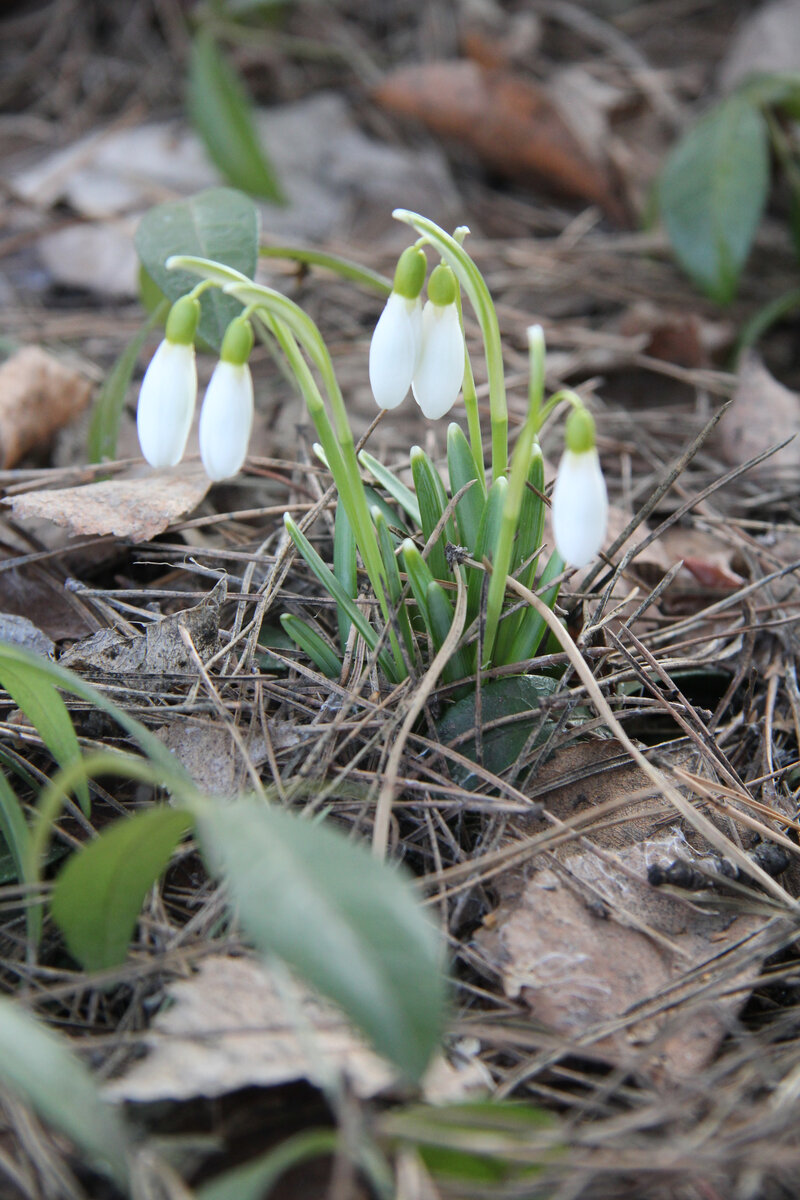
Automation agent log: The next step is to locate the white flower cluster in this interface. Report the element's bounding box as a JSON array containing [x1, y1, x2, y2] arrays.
[[369, 251, 465, 421], [136, 298, 254, 482]]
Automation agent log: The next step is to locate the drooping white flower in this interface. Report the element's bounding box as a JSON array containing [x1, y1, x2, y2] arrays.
[[199, 360, 254, 481], [369, 291, 422, 410], [136, 296, 200, 469], [551, 407, 608, 568], [411, 265, 465, 421], [199, 316, 255, 482], [369, 244, 427, 410]]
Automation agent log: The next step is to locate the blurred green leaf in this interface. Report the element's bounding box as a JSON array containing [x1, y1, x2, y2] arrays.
[[659, 94, 769, 302], [280, 614, 342, 678], [88, 300, 168, 464], [740, 71, 800, 118], [0, 650, 89, 815], [197, 1129, 337, 1200], [0, 999, 130, 1187], [51, 807, 192, 971], [135, 187, 259, 350], [188, 31, 285, 203], [194, 798, 446, 1081]]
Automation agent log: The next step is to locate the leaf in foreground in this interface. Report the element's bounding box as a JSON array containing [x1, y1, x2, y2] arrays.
[[0, 649, 89, 814], [659, 94, 769, 302], [51, 806, 192, 971], [0, 999, 130, 1187], [195, 799, 446, 1081]]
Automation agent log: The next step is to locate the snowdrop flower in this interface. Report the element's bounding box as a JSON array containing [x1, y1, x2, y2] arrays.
[[412, 264, 465, 421], [369, 245, 426, 410], [137, 296, 200, 468], [552, 407, 608, 568], [199, 317, 254, 481]]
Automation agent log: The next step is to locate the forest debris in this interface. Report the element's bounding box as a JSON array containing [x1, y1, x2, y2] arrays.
[[476, 825, 765, 1079], [373, 60, 627, 223], [716, 352, 800, 477], [0, 347, 91, 469], [718, 0, 800, 93], [0, 613, 54, 659], [103, 955, 396, 1102], [37, 222, 139, 299], [6, 465, 211, 542], [59, 579, 224, 680]]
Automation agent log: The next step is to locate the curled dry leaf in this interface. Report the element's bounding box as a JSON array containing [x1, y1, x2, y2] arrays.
[[5, 465, 211, 543], [476, 742, 767, 1080], [0, 347, 91, 469], [717, 352, 800, 478], [374, 60, 627, 223], [102, 955, 487, 1104]]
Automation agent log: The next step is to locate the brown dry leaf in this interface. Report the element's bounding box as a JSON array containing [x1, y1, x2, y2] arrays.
[[59, 579, 224, 680], [477, 741, 766, 1079], [5, 464, 211, 542], [374, 60, 627, 223], [658, 525, 746, 592], [103, 955, 395, 1103], [716, 352, 800, 478], [0, 347, 91, 469]]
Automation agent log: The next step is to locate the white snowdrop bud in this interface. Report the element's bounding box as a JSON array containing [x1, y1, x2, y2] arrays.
[[136, 296, 200, 469], [199, 318, 254, 482], [411, 265, 465, 421], [369, 245, 427, 410], [551, 407, 608, 568]]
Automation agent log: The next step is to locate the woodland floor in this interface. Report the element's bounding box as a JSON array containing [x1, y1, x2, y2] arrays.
[[0, 2, 799, 1198]]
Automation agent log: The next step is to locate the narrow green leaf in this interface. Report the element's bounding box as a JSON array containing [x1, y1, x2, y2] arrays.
[[410, 446, 452, 583], [280, 614, 342, 679], [358, 451, 420, 527], [401, 539, 435, 631], [426, 582, 471, 683], [506, 550, 565, 665], [0, 770, 30, 887], [260, 243, 391, 294], [87, 301, 168, 464], [194, 799, 446, 1081], [516, 446, 546, 577], [284, 516, 397, 680], [374, 510, 416, 661], [447, 423, 485, 553], [466, 477, 507, 626], [659, 95, 769, 302], [0, 999, 130, 1186], [188, 31, 285, 203], [333, 500, 356, 651], [0, 654, 89, 815], [198, 1130, 338, 1200], [51, 807, 191, 971], [135, 187, 259, 350]]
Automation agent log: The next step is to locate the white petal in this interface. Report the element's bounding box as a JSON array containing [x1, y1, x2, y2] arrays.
[[199, 361, 254, 481], [369, 293, 420, 410], [411, 302, 465, 420], [552, 448, 608, 567], [136, 340, 197, 468]]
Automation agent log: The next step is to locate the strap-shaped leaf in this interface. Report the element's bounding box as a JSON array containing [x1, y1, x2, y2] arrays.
[[358, 450, 421, 527], [194, 798, 446, 1081], [280, 614, 342, 679], [51, 805, 192, 971], [447, 422, 484, 553], [410, 446, 452, 583], [0, 999, 130, 1187]]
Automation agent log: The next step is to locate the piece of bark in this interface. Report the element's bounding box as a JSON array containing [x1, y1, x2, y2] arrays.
[[374, 60, 628, 224], [0, 347, 92, 468]]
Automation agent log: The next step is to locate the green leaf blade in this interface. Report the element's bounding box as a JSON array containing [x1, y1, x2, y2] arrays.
[[195, 800, 447, 1081], [188, 31, 285, 203], [51, 807, 192, 971], [0, 1000, 130, 1187], [659, 95, 769, 302]]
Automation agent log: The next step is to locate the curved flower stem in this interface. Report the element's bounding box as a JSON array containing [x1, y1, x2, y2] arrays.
[[392, 210, 507, 480]]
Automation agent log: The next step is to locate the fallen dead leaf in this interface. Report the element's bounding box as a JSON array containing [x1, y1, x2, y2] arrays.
[[103, 955, 489, 1105], [476, 823, 765, 1079], [59, 579, 224, 680], [157, 717, 238, 798], [374, 60, 627, 223], [5, 464, 211, 542], [0, 613, 54, 660], [0, 347, 91, 469], [716, 352, 800, 478]]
